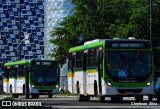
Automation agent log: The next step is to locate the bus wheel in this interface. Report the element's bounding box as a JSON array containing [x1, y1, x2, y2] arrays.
[[36, 95, 39, 98], [48, 94, 53, 98], [26, 94, 29, 99], [84, 96, 90, 101], [135, 95, 143, 102], [32, 95, 36, 98], [97, 96, 105, 103], [14, 94, 18, 98], [148, 95, 152, 102], [77, 84, 83, 102], [111, 96, 123, 102]]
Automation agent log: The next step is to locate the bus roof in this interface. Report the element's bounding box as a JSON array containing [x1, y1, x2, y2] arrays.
[[4, 59, 57, 66], [69, 40, 105, 52], [4, 60, 31, 66], [69, 39, 150, 52]]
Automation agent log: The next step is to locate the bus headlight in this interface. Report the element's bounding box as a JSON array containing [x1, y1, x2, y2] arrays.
[[107, 82, 112, 86], [32, 85, 35, 88], [146, 82, 151, 86], [56, 85, 59, 88]]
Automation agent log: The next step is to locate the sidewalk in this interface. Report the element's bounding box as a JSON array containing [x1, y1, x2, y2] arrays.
[[0, 94, 76, 100]]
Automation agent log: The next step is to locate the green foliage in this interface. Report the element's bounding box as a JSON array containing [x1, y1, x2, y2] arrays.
[[50, 0, 160, 66]]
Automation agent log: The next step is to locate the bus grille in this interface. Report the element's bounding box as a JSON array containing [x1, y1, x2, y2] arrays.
[[117, 89, 143, 93], [38, 90, 53, 93]]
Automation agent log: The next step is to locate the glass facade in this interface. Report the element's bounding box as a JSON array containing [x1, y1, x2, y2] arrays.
[[0, 0, 74, 91], [44, 0, 74, 59], [44, 0, 74, 91], [0, 0, 44, 90]]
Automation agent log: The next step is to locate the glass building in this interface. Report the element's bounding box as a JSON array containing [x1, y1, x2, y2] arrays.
[[44, 0, 74, 59], [0, 0, 74, 91], [44, 0, 74, 91], [0, 0, 44, 90]]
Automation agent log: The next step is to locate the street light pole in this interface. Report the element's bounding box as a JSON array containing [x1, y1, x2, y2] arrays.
[[150, 0, 152, 46], [18, 0, 21, 60], [17, 35, 31, 60]]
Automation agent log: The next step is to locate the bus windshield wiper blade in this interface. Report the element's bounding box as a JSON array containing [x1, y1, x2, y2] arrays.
[[117, 50, 127, 65], [134, 50, 141, 62]]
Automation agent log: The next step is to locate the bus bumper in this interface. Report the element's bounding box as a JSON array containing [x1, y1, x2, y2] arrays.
[[103, 81, 154, 96]]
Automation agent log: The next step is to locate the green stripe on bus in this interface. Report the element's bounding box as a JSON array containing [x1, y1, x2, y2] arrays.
[[69, 40, 105, 52], [4, 60, 31, 66]]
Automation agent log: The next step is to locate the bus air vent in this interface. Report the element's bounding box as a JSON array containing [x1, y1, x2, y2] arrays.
[[128, 37, 136, 39]]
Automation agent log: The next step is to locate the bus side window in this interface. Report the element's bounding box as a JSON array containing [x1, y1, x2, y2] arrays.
[[15, 67, 18, 78], [6, 67, 10, 78], [75, 51, 83, 69], [4, 67, 7, 78], [18, 65, 26, 77], [88, 48, 97, 67], [10, 66, 15, 78]]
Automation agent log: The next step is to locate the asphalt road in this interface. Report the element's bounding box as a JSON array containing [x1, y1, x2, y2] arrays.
[[1, 95, 160, 109]]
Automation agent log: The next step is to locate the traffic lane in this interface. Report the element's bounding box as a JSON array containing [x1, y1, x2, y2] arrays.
[[14, 97, 160, 107]]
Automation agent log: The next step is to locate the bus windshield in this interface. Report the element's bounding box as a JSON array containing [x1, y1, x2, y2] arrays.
[[106, 50, 152, 82], [31, 66, 59, 84]]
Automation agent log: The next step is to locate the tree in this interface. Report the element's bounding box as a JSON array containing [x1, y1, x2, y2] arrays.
[[50, 0, 160, 66]]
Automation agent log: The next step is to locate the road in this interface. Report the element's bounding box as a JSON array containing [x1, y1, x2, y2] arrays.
[[1, 95, 160, 108]]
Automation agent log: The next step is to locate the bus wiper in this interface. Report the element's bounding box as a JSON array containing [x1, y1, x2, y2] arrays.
[[117, 50, 127, 65], [134, 50, 141, 62], [132, 50, 141, 70]]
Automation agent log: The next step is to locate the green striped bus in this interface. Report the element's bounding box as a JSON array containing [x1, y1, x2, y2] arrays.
[[3, 59, 60, 98], [68, 38, 154, 102]]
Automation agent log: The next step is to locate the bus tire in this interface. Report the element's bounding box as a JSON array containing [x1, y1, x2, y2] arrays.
[[32, 94, 36, 98], [36, 95, 39, 98], [148, 95, 152, 102], [97, 96, 105, 103], [135, 95, 143, 102], [48, 94, 53, 98], [84, 96, 90, 101], [77, 83, 83, 102], [14, 94, 18, 98], [26, 94, 29, 99], [111, 96, 123, 102]]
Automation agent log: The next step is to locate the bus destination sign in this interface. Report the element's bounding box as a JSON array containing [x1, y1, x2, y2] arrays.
[[106, 41, 150, 48], [31, 61, 54, 66], [112, 43, 144, 48]]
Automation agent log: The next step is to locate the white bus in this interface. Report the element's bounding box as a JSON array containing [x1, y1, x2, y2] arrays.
[[68, 38, 154, 102]]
